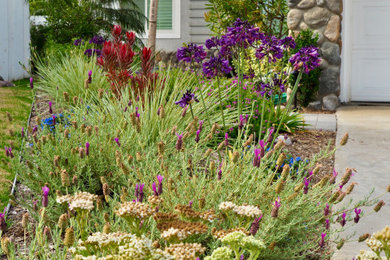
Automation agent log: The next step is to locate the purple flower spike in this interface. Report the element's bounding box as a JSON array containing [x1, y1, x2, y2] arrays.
[[176, 133, 183, 151], [137, 183, 145, 202], [250, 215, 262, 235], [195, 129, 201, 143], [4, 146, 9, 157], [49, 101, 53, 114], [325, 218, 330, 230], [303, 177, 310, 194], [21, 127, 24, 138], [42, 186, 49, 207], [88, 70, 92, 83], [253, 149, 261, 168], [135, 184, 139, 198], [114, 137, 120, 147], [271, 197, 281, 218], [324, 203, 330, 216], [354, 208, 361, 223], [238, 114, 245, 130], [267, 127, 275, 143], [52, 115, 56, 125], [135, 107, 140, 118], [240, 254, 245, 260], [340, 212, 347, 227], [7, 147, 14, 158], [188, 200, 193, 208], [85, 142, 90, 156], [289, 46, 321, 74], [319, 233, 326, 248], [33, 125, 38, 134], [152, 182, 158, 196], [157, 175, 163, 195], [224, 132, 229, 147], [30, 77, 34, 89], [198, 120, 204, 132]]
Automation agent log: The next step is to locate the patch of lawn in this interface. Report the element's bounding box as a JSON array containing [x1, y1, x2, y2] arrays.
[[0, 79, 33, 210]]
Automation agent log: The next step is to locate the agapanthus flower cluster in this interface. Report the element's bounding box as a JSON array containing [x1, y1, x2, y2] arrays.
[[289, 46, 321, 74], [177, 43, 207, 63], [202, 56, 232, 78], [175, 90, 199, 108], [89, 35, 105, 45]]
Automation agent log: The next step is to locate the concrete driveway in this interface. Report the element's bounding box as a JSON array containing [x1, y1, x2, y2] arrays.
[[332, 106, 390, 259]]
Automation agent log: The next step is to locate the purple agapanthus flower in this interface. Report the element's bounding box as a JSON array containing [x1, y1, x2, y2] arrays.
[[205, 36, 220, 49], [175, 90, 199, 108], [289, 46, 321, 74], [256, 35, 284, 63], [74, 38, 84, 46], [224, 18, 263, 49], [202, 56, 232, 78], [177, 43, 207, 63], [89, 35, 105, 45], [280, 36, 296, 49], [84, 49, 102, 57]]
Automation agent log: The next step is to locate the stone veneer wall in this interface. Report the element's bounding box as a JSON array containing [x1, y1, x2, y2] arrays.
[[287, 0, 342, 110]]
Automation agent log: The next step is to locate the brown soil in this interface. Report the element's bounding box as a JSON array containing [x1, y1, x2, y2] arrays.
[[285, 130, 336, 181]]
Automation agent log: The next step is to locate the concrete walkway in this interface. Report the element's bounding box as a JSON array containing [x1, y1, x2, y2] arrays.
[[303, 113, 337, 131], [332, 106, 390, 259]]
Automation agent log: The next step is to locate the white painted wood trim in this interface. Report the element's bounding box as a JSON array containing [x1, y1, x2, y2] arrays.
[[139, 0, 181, 39], [340, 0, 352, 103]]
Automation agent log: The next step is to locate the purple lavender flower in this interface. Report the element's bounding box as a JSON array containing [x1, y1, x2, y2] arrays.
[[114, 137, 120, 147], [188, 200, 193, 208], [250, 215, 262, 235], [319, 233, 326, 248], [42, 186, 49, 207], [256, 36, 284, 63], [253, 148, 261, 168], [224, 132, 229, 147], [267, 127, 275, 144], [259, 140, 265, 157], [223, 18, 263, 50], [195, 129, 201, 143], [21, 127, 24, 138], [137, 184, 145, 202], [325, 218, 330, 230], [238, 114, 245, 130], [271, 197, 281, 218], [52, 115, 56, 125], [30, 77, 34, 89], [4, 146, 9, 157], [177, 43, 207, 63], [202, 56, 232, 78], [324, 203, 330, 216], [289, 46, 321, 74], [176, 133, 183, 151], [88, 70, 92, 83], [152, 182, 158, 196], [175, 90, 199, 108], [303, 177, 310, 194], [198, 120, 204, 132], [33, 125, 38, 134], [49, 101, 53, 114], [340, 212, 347, 227], [135, 107, 140, 118], [280, 36, 296, 49], [74, 38, 84, 46], [157, 175, 163, 195], [85, 142, 90, 156], [89, 35, 105, 45], [354, 208, 361, 223]]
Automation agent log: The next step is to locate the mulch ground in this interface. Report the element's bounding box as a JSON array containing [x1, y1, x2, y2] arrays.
[[285, 130, 336, 181]]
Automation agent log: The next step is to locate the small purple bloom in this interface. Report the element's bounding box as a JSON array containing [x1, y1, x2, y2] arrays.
[[324, 203, 330, 216], [137, 183, 145, 202], [224, 132, 229, 147], [280, 36, 296, 49], [52, 115, 56, 125], [49, 101, 53, 114], [176, 133, 183, 151], [175, 90, 199, 108], [135, 107, 140, 118], [195, 129, 201, 143], [198, 120, 204, 132], [267, 127, 275, 143], [84, 49, 102, 57], [42, 186, 49, 207], [202, 56, 232, 78], [0, 210, 6, 232], [303, 177, 310, 194], [354, 208, 361, 223], [85, 142, 90, 156], [152, 182, 158, 196], [114, 137, 120, 147], [238, 114, 245, 130], [253, 148, 261, 167], [325, 218, 330, 230], [256, 35, 284, 63], [89, 35, 105, 45], [205, 36, 220, 49], [30, 77, 34, 89], [250, 215, 262, 235], [88, 70, 92, 83], [188, 200, 193, 208], [157, 175, 163, 195], [340, 212, 347, 227], [319, 233, 326, 248], [74, 38, 84, 46], [21, 127, 24, 138]]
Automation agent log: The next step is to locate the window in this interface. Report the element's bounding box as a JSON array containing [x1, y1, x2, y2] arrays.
[[135, 0, 180, 38]]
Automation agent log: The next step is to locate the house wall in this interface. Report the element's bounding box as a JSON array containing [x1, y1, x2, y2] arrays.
[[0, 0, 30, 81], [287, 0, 342, 110]]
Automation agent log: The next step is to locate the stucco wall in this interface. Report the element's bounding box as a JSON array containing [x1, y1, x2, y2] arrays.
[[287, 0, 342, 110], [0, 0, 30, 81]]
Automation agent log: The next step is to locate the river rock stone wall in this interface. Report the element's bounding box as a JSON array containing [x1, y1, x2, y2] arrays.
[[288, 0, 342, 110]]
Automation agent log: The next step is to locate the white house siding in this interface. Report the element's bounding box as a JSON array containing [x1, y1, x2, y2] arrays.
[[189, 0, 211, 44], [0, 0, 30, 81]]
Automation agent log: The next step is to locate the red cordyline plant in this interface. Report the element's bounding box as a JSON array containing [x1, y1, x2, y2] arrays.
[[97, 25, 158, 98]]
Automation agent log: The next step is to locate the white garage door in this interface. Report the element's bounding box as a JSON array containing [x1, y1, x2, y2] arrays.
[[350, 0, 390, 102]]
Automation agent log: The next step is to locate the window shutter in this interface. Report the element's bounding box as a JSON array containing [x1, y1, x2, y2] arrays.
[[134, 0, 173, 31]]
